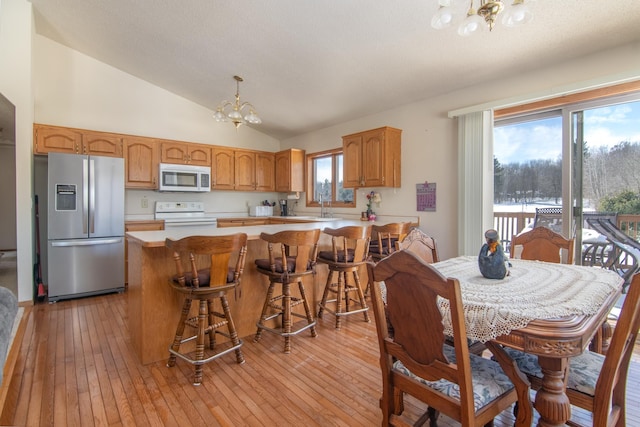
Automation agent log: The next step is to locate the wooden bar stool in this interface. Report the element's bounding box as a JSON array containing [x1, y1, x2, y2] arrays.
[[366, 222, 411, 295], [165, 233, 248, 385], [317, 225, 371, 329], [368, 222, 411, 262], [254, 229, 320, 353]]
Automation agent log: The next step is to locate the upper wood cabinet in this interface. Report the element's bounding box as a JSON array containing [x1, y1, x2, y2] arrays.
[[34, 125, 82, 155], [82, 132, 123, 157], [124, 136, 159, 189], [212, 148, 275, 191], [342, 126, 402, 188], [255, 151, 275, 192], [234, 150, 275, 192], [234, 150, 257, 191], [160, 140, 211, 166], [211, 147, 235, 190], [34, 124, 123, 157], [275, 149, 305, 193]]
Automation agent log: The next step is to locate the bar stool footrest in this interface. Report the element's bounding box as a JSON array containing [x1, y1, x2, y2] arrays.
[[255, 319, 317, 337], [168, 336, 244, 366]]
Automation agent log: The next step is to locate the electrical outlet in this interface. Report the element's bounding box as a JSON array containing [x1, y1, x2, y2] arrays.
[[141, 197, 148, 208]]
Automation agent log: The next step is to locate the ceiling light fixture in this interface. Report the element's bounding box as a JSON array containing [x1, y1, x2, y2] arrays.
[[432, 0, 532, 37], [213, 75, 262, 129]]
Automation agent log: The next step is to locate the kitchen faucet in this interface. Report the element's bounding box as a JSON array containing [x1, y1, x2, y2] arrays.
[[319, 194, 325, 218], [318, 194, 332, 218]]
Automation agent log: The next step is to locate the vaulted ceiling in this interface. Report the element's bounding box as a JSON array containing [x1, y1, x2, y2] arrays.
[[29, 0, 640, 140]]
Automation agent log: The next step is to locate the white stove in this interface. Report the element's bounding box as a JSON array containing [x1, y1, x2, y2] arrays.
[[154, 201, 218, 228]]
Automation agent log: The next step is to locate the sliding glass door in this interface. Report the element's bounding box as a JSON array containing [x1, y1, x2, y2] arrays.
[[494, 93, 640, 262], [571, 96, 640, 262]]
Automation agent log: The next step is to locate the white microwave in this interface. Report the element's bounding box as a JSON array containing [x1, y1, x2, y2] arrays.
[[159, 163, 211, 192]]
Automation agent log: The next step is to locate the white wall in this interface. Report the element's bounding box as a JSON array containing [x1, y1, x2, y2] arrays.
[[283, 42, 640, 259], [0, 0, 34, 303], [34, 35, 284, 219]]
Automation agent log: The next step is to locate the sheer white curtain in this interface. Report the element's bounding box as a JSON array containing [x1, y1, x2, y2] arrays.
[[457, 110, 494, 256]]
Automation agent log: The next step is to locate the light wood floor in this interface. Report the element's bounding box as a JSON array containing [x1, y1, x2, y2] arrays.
[[4, 290, 640, 426]]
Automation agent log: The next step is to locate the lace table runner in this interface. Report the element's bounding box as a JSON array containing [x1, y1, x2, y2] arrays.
[[433, 256, 623, 342]]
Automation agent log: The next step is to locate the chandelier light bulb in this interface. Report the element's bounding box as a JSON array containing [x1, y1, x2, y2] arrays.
[[431, 4, 454, 29], [458, 13, 486, 36], [502, 0, 532, 27]]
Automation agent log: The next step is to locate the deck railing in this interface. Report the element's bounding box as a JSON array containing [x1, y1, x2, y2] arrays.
[[492, 212, 640, 247], [493, 212, 535, 248]]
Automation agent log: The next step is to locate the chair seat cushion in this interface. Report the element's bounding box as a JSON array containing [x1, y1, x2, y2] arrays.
[[318, 249, 356, 263], [255, 256, 312, 273], [393, 344, 514, 411], [173, 267, 235, 287], [503, 347, 602, 396]]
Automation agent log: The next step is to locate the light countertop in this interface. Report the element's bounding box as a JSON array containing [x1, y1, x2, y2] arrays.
[[126, 218, 417, 248]]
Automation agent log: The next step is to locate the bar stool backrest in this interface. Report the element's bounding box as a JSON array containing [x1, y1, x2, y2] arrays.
[[369, 222, 411, 261], [258, 229, 321, 277], [320, 225, 371, 265], [165, 233, 248, 293]]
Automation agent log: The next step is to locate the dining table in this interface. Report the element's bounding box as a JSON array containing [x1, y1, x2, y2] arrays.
[[431, 256, 624, 427]]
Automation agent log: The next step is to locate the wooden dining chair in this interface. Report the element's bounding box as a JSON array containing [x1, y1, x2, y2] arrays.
[[504, 272, 640, 427], [396, 227, 439, 263], [396, 228, 486, 357], [369, 250, 520, 426], [510, 226, 574, 264]]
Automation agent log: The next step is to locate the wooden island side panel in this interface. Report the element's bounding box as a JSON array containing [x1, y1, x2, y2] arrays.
[[127, 230, 343, 365]]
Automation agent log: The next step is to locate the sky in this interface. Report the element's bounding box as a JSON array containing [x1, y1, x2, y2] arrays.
[[494, 99, 640, 165]]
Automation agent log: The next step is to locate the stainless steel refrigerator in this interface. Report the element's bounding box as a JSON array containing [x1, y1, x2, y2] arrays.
[[47, 153, 125, 302]]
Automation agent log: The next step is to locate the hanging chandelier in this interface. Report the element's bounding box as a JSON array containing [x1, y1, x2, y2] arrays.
[[213, 75, 262, 129], [431, 0, 532, 37]]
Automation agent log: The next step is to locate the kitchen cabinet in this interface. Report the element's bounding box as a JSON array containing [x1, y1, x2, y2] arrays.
[[217, 218, 269, 228], [160, 140, 211, 166], [234, 150, 275, 192], [124, 136, 159, 189], [211, 147, 235, 190], [125, 220, 164, 284], [235, 150, 256, 191], [275, 149, 305, 192], [342, 126, 402, 188], [34, 125, 82, 155], [82, 131, 123, 157], [34, 124, 123, 157], [213, 148, 277, 192], [255, 151, 276, 192]]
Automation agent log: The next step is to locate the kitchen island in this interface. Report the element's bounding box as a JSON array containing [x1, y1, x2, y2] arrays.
[[126, 218, 417, 364]]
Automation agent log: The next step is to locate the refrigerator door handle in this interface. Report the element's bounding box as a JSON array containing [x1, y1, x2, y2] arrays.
[[89, 158, 96, 234], [50, 237, 123, 247], [83, 158, 89, 234]]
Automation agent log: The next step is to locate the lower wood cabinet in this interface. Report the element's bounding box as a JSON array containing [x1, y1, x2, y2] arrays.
[[217, 218, 269, 228]]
